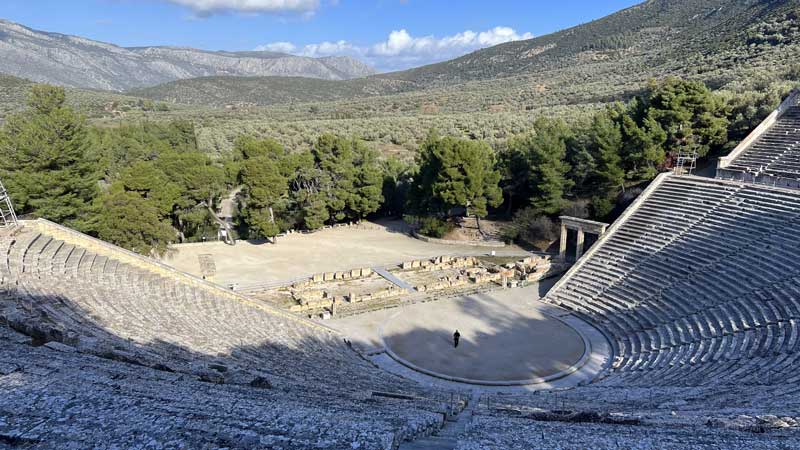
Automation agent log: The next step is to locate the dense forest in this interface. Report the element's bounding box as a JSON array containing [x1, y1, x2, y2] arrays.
[[0, 77, 789, 254]]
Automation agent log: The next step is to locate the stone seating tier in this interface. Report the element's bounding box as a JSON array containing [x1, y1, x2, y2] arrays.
[[545, 175, 800, 387], [0, 222, 461, 447]]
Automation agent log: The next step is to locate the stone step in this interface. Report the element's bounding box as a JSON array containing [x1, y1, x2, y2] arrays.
[[402, 436, 458, 450]]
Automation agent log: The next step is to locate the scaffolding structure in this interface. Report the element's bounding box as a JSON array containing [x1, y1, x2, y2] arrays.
[[0, 179, 18, 228], [674, 150, 698, 176]]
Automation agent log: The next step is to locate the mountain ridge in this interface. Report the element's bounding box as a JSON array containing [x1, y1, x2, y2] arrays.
[[129, 0, 800, 108], [0, 19, 376, 91]]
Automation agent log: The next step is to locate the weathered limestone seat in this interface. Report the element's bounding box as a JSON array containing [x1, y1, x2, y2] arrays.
[[545, 174, 800, 388], [0, 221, 459, 448]]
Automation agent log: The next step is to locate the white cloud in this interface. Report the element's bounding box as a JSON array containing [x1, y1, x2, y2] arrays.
[[165, 0, 319, 15], [298, 40, 357, 58], [255, 26, 533, 72], [256, 41, 297, 53]]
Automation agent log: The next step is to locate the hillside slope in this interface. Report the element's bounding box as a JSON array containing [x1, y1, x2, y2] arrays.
[[131, 0, 800, 107], [128, 75, 415, 108], [0, 19, 376, 91], [379, 0, 790, 86]]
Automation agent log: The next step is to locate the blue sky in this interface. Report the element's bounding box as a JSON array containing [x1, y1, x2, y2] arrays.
[[0, 0, 641, 71]]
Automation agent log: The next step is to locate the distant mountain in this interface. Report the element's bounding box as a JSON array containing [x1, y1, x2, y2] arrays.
[[0, 19, 376, 91], [132, 0, 800, 108]]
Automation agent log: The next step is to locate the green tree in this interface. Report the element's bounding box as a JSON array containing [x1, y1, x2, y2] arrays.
[[588, 111, 625, 193], [642, 78, 729, 158], [620, 114, 667, 181], [312, 134, 355, 223], [0, 85, 98, 226], [301, 193, 330, 230], [497, 143, 534, 215], [349, 142, 384, 220], [234, 137, 294, 240], [241, 154, 289, 240], [379, 156, 415, 217], [87, 187, 176, 256], [411, 132, 502, 218], [510, 119, 573, 215]]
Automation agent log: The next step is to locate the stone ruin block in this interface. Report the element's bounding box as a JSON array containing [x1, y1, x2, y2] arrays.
[[348, 292, 358, 303], [323, 272, 335, 281], [412, 260, 422, 268], [313, 290, 327, 299], [499, 268, 515, 278], [350, 269, 360, 278], [360, 267, 372, 277], [312, 273, 324, 283]]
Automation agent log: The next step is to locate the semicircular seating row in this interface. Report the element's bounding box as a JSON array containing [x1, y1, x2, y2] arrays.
[[0, 324, 446, 449], [727, 106, 800, 176], [546, 175, 800, 387], [0, 225, 459, 446]]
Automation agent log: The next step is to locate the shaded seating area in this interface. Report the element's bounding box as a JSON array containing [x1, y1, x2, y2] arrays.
[[0, 220, 459, 447]]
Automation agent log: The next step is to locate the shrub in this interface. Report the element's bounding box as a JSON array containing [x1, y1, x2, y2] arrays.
[[417, 216, 454, 238], [590, 196, 615, 220], [504, 208, 559, 247]]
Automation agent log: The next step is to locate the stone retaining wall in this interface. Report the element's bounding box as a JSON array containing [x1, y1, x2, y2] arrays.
[[411, 231, 506, 248]]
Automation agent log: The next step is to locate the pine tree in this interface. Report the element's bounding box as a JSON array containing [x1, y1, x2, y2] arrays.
[[643, 77, 729, 158], [87, 187, 176, 256], [589, 111, 625, 193], [236, 138, 291, 240], [621, 114, 667, 181], [241, 156, 289, 240], [411, 133, 502, 218], [0, 85, 98, 226], [349, 142, 384, 220], [510, 119, 573, 215]]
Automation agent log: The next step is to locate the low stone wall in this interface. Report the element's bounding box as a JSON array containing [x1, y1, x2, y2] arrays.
[[349, 286, 400, 303], [400, 256, 478, 271], [411, 231, 505, 248], [293, 267, 374, 287], [415, 275, 471, 293], [288, 281, 403, 313]]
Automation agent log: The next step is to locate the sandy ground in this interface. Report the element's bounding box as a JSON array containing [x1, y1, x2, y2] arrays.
[[162, 220, 528, 288], [328, 281, 585, 383]]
